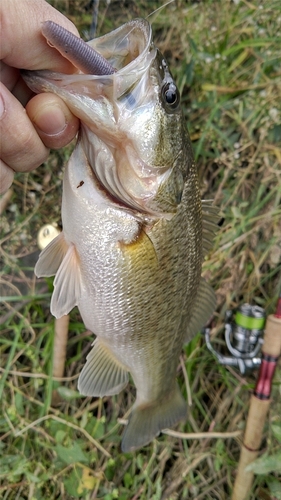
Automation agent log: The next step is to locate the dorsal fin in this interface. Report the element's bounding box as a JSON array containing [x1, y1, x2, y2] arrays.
[[184, 278, 216, 343], [201, 200, 221, 257]]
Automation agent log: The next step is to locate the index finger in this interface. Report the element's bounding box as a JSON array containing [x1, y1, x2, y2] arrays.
[[0, 0, 80, 73]]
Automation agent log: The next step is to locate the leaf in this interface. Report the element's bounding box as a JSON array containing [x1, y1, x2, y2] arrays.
[[77, 467, 97, 494], [124, 472, 133, 489], [56, 386, 81, 400], [55, 430, 67, 444], [55, 442, 89, 465], [187, 35, 198, 53], [272, 424, 281, 443], [227, 49, 249, 73], [231, 206, 242, 219], [25, 470, 41, 483], [65, 466, 101, 498], [185, 60, 195, 86], [267, 477, 281, 500], [65, 469, 81, 498], [15, 393, 24, 416], [246, 452, 281, 474]]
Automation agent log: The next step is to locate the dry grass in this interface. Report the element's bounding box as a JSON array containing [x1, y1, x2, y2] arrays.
[[1, 1, 281, 499]]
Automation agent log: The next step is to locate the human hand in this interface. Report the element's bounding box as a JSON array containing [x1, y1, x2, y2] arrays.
[[0, 0, 80, 194]]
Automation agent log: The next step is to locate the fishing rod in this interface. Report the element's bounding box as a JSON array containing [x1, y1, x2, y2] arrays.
[[37, 224, 69, 406], [205, 295, 281, 499], [232, 295, 281, 499]]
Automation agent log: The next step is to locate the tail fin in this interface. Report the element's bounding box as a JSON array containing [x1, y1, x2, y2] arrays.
[[121, 384, 187, 452]]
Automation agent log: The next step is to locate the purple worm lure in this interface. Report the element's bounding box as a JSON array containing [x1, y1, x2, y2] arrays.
[[42, 20, 116, 75]]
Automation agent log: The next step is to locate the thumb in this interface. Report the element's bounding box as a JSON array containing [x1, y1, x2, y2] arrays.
[[26, 93, 80, 150]]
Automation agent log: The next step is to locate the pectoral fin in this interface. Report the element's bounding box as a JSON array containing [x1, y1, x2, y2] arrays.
[[35, 231, 68, 277], [50, 243, 82, 318], [183, 278, 216, 343], [78, 339, 129, 397], [35, 231, 82, 318]]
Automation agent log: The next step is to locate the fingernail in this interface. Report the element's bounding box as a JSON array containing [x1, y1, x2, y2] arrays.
[[0, 92, 6, 120], [33, 104, 67, 135]]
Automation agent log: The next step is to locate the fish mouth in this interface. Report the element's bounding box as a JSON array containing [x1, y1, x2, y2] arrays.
[[22, 19, 178, 219], [22, 19, 154, 100]]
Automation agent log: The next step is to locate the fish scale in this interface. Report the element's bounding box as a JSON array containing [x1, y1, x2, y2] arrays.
[[22, 18, 219, 452]]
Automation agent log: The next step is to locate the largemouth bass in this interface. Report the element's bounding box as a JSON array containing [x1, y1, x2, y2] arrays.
[[23, 19, 219, 452]]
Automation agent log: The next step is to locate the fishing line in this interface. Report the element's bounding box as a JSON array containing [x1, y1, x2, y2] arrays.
[[146, 0, 176, 22]]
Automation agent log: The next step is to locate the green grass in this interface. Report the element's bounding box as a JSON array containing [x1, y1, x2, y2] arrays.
[[1, 0, 281, 498]]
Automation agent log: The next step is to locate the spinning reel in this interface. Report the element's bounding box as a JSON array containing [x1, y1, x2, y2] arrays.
[[205, 304, 266, 374]]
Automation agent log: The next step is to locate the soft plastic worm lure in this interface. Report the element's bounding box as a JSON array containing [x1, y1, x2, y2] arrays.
[[42, 20, 116, 75]]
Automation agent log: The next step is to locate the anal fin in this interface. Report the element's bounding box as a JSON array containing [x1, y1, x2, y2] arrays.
[[78, 339, 129, 397], [184, 278, 216, 343]]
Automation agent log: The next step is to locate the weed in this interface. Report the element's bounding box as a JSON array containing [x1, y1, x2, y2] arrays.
[[1, 1, 280, 499]]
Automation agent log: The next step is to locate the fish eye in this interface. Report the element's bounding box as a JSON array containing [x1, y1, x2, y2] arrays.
[[161, 82, 180, 110]]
